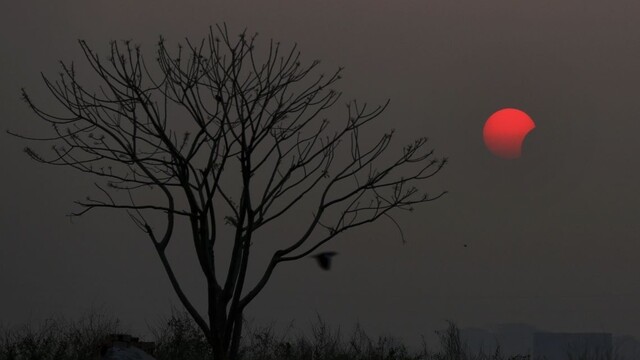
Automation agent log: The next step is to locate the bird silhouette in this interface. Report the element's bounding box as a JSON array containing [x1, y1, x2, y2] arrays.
[[312, 251, 338, 270]]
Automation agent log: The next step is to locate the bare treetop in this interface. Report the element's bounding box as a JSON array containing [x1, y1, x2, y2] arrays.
[[14, 24, 447, 360]]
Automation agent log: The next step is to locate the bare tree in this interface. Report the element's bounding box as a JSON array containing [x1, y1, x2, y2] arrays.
[[13, 25, 447, 360]]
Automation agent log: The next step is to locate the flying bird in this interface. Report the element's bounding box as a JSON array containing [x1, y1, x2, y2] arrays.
[[312, 251, 338, 270]]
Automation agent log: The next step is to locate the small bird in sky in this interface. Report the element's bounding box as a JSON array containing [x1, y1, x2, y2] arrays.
[[463, 244, 468, 248], [312, 251, 338, 270]]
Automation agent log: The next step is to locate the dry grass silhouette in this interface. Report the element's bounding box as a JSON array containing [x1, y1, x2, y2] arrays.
[[3, 308, 620, 360]]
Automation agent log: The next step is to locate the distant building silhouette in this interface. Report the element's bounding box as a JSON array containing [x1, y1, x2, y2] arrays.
[[533, 332, 612, 360], [462, 323, 537, 357], [461, 324, 639, 359], [614, 334, 640, 359]]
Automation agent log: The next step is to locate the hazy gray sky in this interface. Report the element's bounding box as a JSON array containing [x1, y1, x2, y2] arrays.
[[2, 0, 640, 348]]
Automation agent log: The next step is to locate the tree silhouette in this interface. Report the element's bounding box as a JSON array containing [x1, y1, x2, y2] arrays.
[[14, 24, 447, 360]]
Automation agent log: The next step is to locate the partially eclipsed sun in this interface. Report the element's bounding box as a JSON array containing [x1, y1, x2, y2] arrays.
[[483, 108, 536, 159]]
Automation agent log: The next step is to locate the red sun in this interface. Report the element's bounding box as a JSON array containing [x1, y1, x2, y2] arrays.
[[483, 108, 536, 159]]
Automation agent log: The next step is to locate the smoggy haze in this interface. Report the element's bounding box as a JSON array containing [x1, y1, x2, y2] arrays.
[[2, 0, 640, 347]]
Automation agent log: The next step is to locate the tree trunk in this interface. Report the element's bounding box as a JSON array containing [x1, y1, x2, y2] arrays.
[[210, 325, 230, 360], [211, 343, 228, 360], [228, 312, 244, 360], [207, 311, 243, 360]]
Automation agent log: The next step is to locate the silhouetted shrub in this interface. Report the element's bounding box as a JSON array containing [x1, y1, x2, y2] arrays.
[[0, 310, 121, 360], [151, 308, 212, 360], [9, 309, 623, 360]]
